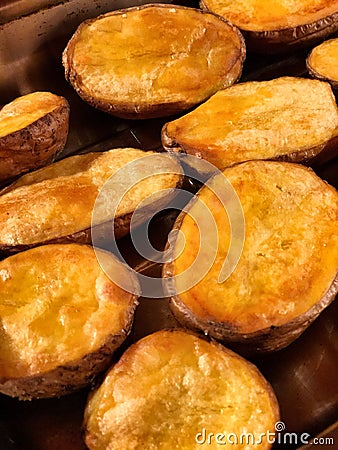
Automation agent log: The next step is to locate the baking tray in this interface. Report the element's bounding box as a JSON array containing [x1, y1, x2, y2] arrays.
[[0, 1, 337, 449]]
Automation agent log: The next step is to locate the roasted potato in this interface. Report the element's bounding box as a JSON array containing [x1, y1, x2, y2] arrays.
[[201, 0, 338, 53], [0, 149, 183, 255], [0, 244, 139, 400], [0, 91, 69, 185], [63, 4, 245, 119], [162, 77, 338, 172], [84, 329, 279, 450], [307, 37, 338, 89], [163, 161, 338, 353]]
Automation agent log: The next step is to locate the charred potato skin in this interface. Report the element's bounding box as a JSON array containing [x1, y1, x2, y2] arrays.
[[0, 326, 135, 401], [63, 4, 246, 119], [0, 99, 69, 185], [200, 1, 338, 54]]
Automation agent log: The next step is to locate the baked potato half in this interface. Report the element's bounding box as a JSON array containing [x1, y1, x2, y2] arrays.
[[84, 329, 279, 450], [163, 161, 338, 353], [200, 0, 338, 53], [0, 91, 69, 185], [162, 77, 338, 172], [0, 244, 139, 400], [63, 4, 245, 119], [307, 37, 338, 89], [0, 148, 183, 255]]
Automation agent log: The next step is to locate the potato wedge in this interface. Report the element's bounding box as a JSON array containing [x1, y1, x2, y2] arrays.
[[307, 37, 338, 89], [84, 329, 279, 450], [162, 77, 338, 171], [0, 244, 138, 400], [201, 0, 338, 53], [63, 4, 245, 119], [164, 161, 338, 353], [0, 91, 69, 185], [0, 149, 183, 255]]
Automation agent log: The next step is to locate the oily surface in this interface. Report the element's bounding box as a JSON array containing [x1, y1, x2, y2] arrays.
[[64, 5, 244, 113], [172, 161, 338, 333], [84, 330, 279, 450], [0, 149, 181, 246], [162, 77, 338, 169], [201, 0, 338, 31], [307, 37, 338, 82], [0, 244, 136, 378], [0, 91, 66, 138]]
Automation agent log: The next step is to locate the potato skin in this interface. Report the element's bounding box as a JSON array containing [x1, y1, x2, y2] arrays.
[[243, 13, 338, 54], [0, 244, 139, 400], [162, 161, 338, 354], [0, 149, 183, 257], [0, 328, 133, 400], [0, 99, 69, 185], [307, 38, 338, 90], [63, 4, 245, 119], [200, 1, 338, 54], [84, 329, 279, 450], [0, 213, 132, 258], [161, 77, 338, 169], [168, 276, 338, 355], [307, 65, 338, 90], [165, 213, 338, 354]]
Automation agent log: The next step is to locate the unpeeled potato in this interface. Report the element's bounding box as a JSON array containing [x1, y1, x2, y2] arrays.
[[0, 91, 69, 185], [63, 4, 245, 119]]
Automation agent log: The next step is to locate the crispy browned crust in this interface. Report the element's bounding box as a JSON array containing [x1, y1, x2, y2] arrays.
[[200, 1, 338, 53], [161, 77, 338, 169], [0, 184, 183, 258], [63, 4, 245, 119], [84, 329, 279, 449], [0, 149, 183, 258], [0, 100, 69, 185], [0, 244, 139, 400], [162, 161, 338, 354]]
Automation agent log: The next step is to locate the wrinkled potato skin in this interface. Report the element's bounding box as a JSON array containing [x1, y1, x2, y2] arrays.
[[0, 102, 69, 185]]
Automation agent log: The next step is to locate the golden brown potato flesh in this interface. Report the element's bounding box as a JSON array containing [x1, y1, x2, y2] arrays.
[[165, 161, 338, 353], [162, 77, 338, 170], [0, 149, 182, 253], [0, 244, 138, 400], [63, 4, 245, 119], [84, 329, 279, 450], [201, 0, 338, 52], [0, 91, 69, 184], [307, 37, 338, 89]]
